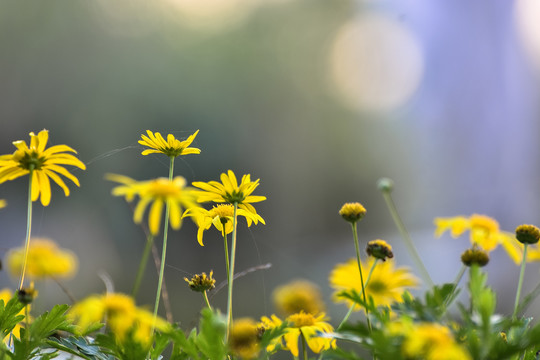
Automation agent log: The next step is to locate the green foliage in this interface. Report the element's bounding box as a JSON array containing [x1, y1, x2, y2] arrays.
[[0, 298, 25, 340]]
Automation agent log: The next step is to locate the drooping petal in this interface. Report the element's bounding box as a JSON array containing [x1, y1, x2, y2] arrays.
[[148, 198, 164, 235]]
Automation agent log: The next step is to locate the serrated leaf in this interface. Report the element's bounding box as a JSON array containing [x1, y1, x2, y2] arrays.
[[194, 309, 227, 360]]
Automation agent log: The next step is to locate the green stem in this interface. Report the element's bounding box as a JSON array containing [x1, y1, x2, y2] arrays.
[[442, 264, 466, 314], [380, 189, 434, 288], [18, 166, 34, 290], [132, 234, 154, 298], [203, 290, 212, 310], [226, 202, 238, 339], [513, 244, 528, 319], [151, 157, 175, 335], [222, 227, 230, 281], [351, 222, 371, 332], [301, 330, 308, 360]]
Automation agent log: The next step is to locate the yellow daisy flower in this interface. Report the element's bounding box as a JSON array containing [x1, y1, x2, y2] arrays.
[[388, 320, 471, 360], [191, 170, 266, 217], [272, 279, 325, 316], [329, 258, 418, 310], [260, 312, 336, 357], [229, 317, 261, 360], [0, 129, 86, 206], [6, 238, 78, 279], [182, 204, 265, 246], [139, 130, 201, 157], [107, 174, 199, 235], [69, 292, 170, 347], [434, 214, 528, 264], [0, 288, 26, 343]]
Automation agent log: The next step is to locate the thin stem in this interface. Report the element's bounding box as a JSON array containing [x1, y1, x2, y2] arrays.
[[442, 264, 466, 314], [222, 227, 230, 281], [151, 157, 175, 335], [380, 189, 434, 288], [52, 277, 77, 304], [351, 222, 371, 332], [226, 202, 239, 339], [203, 291, 212, 310], [301, 330, 308, 360], [132, 234, 155, 298], [513, 244, 528, 319], [18, 166, 34, 290]]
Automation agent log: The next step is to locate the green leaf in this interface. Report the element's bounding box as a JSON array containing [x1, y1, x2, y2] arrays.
[[194, 309, 227, 360], [0, 297, 25, 339]]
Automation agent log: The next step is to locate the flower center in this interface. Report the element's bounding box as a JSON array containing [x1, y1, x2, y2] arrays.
[[288, 312, 316, 328], [210, 204, 235, 221], [367, 280, 387, 294], [14, 150, 46, 171], [146, 178, 185, 197]]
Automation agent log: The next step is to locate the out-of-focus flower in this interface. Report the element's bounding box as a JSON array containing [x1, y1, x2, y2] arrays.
[[69, 292, 170, 347], [434, 214, 531, 264], [184, 271, 216, 292], [366, 239, 394, 261], [0, 129, 86, 206], [461, 246, 490, 267], [229, 317, 261, 360], [6, 238, 78, 279], [339, 202, 366, 223], [329, 258, 418, 310], [515, 224, 540, 245], [387, 320, 471, 360], [0, 199, 6, 209], [139, 130, 200, 157], [107, 174, 199, 235], [183, 204, 264, 246], [260, 312, 335, 357], [192, 170, 266, 218], [272, 279, 325, 316]]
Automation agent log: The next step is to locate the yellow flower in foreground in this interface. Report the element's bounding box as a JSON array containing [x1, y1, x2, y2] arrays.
[[139, 129, 200, 157], [272, 279, 325, 316], [388, 320, 471, 360], [0, 289, 26, 343], [329, 258, 418, 310], [69, 292, 170, 346], [434, 214, 529, 264], [260, 312, 335, 357], [229, 318, 261, 360], [183, 204, 265, 246], [192, 170, 266, 217], [6, 238, 78, 279], [107, 174, 199, 235], [0, 129, 86, 206]]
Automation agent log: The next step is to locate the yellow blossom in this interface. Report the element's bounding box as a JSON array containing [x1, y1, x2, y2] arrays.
[[0, 129, 86, 206], [389, 320, 471, 360], [69, 292, 170, 347], [272, 279, 325, 316], [139, 130, 201, 157], [183, 204, 264, 246], [184, 271, 216, 292], [434, 214, 531, 264], [260, 312, 335, 357], [192, 170, 266, 219], [6, 238, 78, 279], [0, 199, 6, 209], [229, 318, 261, 360], [107, 174, 199, 235], [339, 202, 367, 223], [329, 258, 418, 310]]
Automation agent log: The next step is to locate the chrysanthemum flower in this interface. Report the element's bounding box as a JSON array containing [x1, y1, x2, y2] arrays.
[[434, 214, 529, 264], [329, 258, 418, 310], [260, 312, 336, 357], [0, 288, 26, 343], [183, 204, 265, 246], [192, 170, 266, 217], [69, 292, 170, 347], [6, 238, 78, 279], [272, 279, 325, 316], [139, 130, 201, 157], [0, 129, 86, 206], [387, 320, 471, 360], [107, 174, 199, 235], [229, 317, 261, 360]]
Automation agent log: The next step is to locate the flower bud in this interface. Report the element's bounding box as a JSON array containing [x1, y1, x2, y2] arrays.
[[339, 203, 366, 223], [515, 224, 540, 245], [461, 247, 489, 267], [366, 239, 394, 261]]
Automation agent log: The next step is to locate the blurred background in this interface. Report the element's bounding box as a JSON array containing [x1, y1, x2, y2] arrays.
[[1, 0, 540, 333]]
